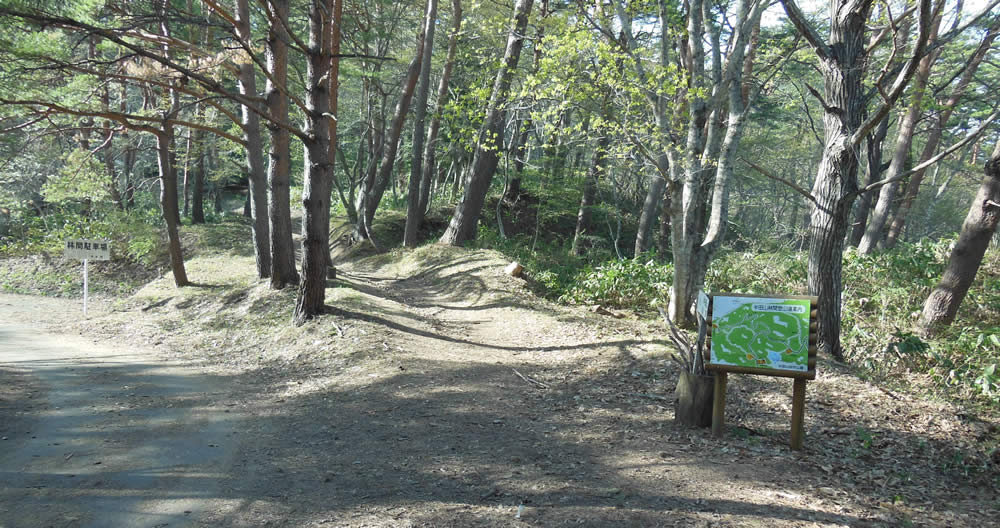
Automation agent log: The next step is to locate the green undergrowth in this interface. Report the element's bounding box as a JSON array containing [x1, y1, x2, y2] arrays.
[[474, 224, 999, 408]]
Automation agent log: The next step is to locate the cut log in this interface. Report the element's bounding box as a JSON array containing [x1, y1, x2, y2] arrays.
[[504, 261, 523, 277]]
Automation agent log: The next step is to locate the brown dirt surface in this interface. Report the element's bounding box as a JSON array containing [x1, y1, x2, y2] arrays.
[[11, 245, 1000, 527]]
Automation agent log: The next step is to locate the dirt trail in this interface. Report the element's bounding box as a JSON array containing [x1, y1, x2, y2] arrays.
[[0, 295, 244, 528], [3, 247, 997, 527]]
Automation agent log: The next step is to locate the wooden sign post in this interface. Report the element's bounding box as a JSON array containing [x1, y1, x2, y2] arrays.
[[703, 293, 819, 450]]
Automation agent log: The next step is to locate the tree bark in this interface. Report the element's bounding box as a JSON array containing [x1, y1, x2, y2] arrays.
[[192, 126, 206, 223], [294, 0, 339, 324], [780, 0, 931, 360], [236, 0, 272, 278], [886, 25, 997, 248], [418, 0, 462, 215], [265, 0, 299, 289], [356, 33, 424, 242], [919, 141, 1000, 331], [571, 129, 609, 256], [636, 175, 667, 256], [848, 114, 889, 247], [782, 0, 871, 361], [404, 0, 438, 247], [859, 4, 943, 254], [156, 126, 189, 287], [440, 0, 534, 246]]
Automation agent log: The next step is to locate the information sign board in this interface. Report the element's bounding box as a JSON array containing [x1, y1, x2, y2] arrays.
[[64, 239, 111, 261], [709, 295, 812, 374]]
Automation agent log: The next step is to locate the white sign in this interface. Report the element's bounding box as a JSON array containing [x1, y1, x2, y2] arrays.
[[64, 239, 111, 261], [696, 290, 710, 320]]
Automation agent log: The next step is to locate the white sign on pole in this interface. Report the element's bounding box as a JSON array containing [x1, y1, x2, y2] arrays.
[[696, 290, 710, 320], [64, 239, 111, 316], [64, 239, 111, 261]]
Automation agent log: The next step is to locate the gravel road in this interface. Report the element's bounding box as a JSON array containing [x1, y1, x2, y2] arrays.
[[0, 295, 242, 528]]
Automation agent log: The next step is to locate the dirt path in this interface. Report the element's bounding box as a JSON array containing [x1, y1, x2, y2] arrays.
[[4, 247, 997, 527], [0, 295, 244, 528]]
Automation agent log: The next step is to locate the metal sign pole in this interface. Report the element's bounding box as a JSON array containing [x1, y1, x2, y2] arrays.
[[83, 258, 88, 317]]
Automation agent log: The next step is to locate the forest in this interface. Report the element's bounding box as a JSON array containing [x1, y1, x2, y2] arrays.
[[2, 0, 999, 397], [1, 0, 1000, 524]]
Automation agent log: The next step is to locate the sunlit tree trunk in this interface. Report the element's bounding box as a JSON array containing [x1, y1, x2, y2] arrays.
[[404, 0, 438, 247], [356, 32, 424, 242], [780, 0, 931, 359], [886, 25, 997, 248], [919, 141, 1000, 331], [418, 0, 462, 215], [848, 115, 889, 247], [294, 0, 339, 323], [156, 124, 189, 287], [440, 0, 534, 245], [236, 0, 271, 278], [265, 0, 299, 289], [859, 3, 943, 254]]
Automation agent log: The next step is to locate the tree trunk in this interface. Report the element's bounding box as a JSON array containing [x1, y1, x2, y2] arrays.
[[919, 142, 1000, 332], [404, 0, 438, 247], [440, 0, 534, 246], [782, 0, 873, 361], [182, 127, 192, 217], [294, 0, 339, 324], [236, 0, 272, 278], [156, 127, 189, 287], [191, 127, 206, 224], [848, 114, 889, 247], [571, 130, 609, 256], [356, 34, 424, 242], [886, 25, 997, 248], [265, 0, 299, 289], [636, 175, 667, 256], [418, 0, 462, 215], [859, 5, 943, 254]]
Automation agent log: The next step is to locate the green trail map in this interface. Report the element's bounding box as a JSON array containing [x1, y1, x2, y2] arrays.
[[710, 296, 811, 372]]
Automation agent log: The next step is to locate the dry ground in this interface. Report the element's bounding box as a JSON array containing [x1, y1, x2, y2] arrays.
[[4, 245, 998, 527]]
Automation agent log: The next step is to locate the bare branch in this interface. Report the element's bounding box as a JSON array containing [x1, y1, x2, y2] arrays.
[[856, 109, 1000, 195], [740, 156, 822, 209]]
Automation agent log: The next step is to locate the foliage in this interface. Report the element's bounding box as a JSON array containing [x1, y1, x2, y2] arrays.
[[0, 204, 166, 267], [560, 258, 673, 309], [840, 239, 1000, 404]]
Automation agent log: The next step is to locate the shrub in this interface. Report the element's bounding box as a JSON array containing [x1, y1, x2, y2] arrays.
[[560, 258, 673, 310]]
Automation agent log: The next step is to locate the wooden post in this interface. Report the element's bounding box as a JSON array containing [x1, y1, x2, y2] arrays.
[[712, 371, 727, 437], [790, 378, 807, 450]]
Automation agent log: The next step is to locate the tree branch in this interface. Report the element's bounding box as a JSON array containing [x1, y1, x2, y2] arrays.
[[740, 156, 821, 209], [855, 109, 1000, 195], [779, 0, 831, 61]]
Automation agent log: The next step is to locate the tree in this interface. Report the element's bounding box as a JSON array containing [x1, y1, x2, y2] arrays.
[[355, 22, 425, 244], [235, 0, 272, 278], [293, 0, 342, 323], [593, 0, 768, 323], [264, 0, 299, 289], [886, 21, 1000, 248], [919, 140, 1000, 331], [778, 0, 933, 359], [417, 0, 463, 216], [403, 0, 439, 247], [440, 0, 535, 246]]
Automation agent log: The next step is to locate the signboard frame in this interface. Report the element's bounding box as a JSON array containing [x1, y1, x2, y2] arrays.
[[701, 292, 819, 450], [704, 292, 818, 381], [64, 239, 111, 261]]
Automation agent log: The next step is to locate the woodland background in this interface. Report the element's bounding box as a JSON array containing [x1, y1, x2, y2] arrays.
[[0, 0, 999, 409]]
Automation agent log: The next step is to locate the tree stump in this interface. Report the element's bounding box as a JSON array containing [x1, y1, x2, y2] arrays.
[[674, 371, 714, 427]]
